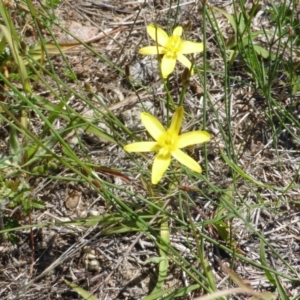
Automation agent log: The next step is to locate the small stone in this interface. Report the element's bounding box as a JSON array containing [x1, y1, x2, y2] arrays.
[[88, 210, 99, 217], [64, 189, 81, 209]]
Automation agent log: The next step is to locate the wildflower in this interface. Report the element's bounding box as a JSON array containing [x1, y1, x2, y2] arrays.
[[124, 107, 210, 184], [139, 24, 204, 78]]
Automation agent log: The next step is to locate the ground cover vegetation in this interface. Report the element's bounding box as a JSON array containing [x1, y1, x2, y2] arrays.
[[0, 0, 300, 299]]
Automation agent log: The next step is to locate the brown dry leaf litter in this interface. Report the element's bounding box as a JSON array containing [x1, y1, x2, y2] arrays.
[[1, 0, 300, 299]]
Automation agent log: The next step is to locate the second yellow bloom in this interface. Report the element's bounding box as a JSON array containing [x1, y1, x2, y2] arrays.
[[139, 24, 204, 78]]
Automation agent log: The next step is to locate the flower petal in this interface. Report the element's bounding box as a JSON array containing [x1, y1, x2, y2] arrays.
[[141, 112, 166, 141], [173, 26, 183, 37], [152, 152, 171, 184], [147, 24, 169, 47], [178, 131, 211, 148], [172, 149, 202, 173], [169, 106, 183, 135], [161, 55, 177, 78], [181, 41, 204, 54], [139, 46, 166, 55], [177, 53, 192, 70], [124, 142, 160, 152]]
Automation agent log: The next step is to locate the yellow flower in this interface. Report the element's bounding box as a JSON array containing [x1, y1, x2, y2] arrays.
[[124, 107, 211, 184], [139, 24, 204, 78]]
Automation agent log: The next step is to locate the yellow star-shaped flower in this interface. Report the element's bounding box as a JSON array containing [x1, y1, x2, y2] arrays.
[[139, 24, 204, 78], [124, 107, 211, 184]]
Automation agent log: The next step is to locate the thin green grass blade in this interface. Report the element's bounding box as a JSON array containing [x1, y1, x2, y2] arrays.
[[273, 275, 289, 300], [9, 126, 21, 165], [143, 220, 170, 299], [259, 239, 276, 285], [0, 24, 31, 92], [64, 280, 98, 300]]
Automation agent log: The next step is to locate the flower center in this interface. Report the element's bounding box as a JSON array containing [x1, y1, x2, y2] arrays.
[[165, 35, 183, 58], [158, 131, 178, 153]]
